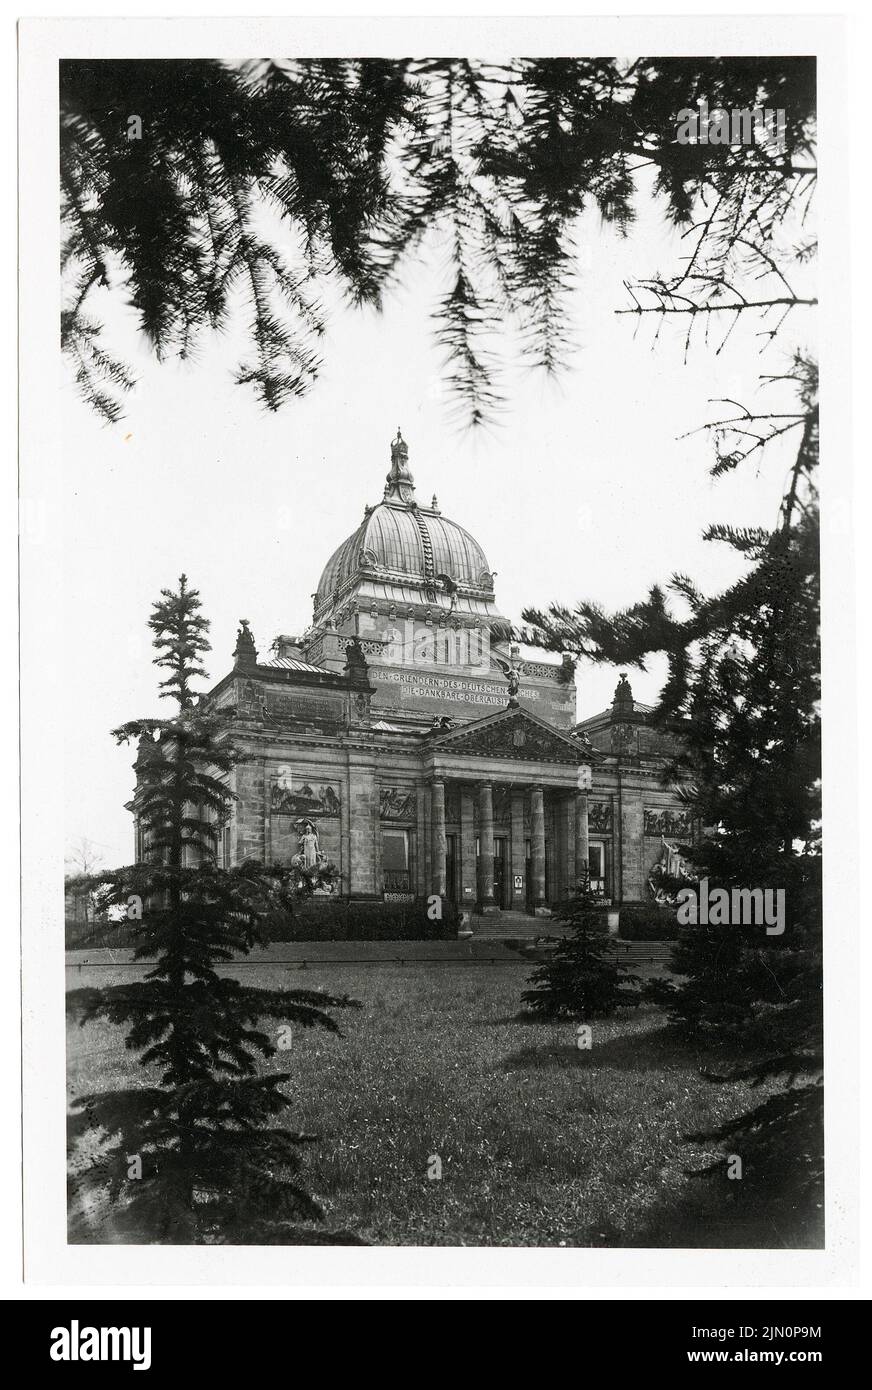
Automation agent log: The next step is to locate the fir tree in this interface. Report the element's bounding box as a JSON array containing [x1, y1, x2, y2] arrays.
[[640, 481, 822, 1046], [60, 57, 815, 425], [522, 358, 822, 1240], [67, 576, 362, 1244], [522, 877, 640, 1019]]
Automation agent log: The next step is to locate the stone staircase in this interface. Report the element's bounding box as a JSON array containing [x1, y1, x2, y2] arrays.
[[468, 909, 566, 939]]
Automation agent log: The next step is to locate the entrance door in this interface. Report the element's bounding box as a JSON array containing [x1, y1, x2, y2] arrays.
[[494, 836, 508, 909]]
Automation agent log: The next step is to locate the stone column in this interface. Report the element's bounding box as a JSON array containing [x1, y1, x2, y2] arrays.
[[620, 786, 645, 902], [431, 779, 447, 898], [563, 793, 577, 897], [477, 782, 498, 913], [576, 791, 589, 889], [530, 785, 546, 909]]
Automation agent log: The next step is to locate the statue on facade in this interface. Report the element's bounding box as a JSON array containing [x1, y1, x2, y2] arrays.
[[233, 617, 258, 670], [298, 820, 319, 869], [344, 635, 368, 677], [288, 818, 337, 895], [495, 653, 522, 708], [570, 726, 595, 750], [614, 672, 633, 704], [435, 571, 459, 613], [647, 836, 695, 904]]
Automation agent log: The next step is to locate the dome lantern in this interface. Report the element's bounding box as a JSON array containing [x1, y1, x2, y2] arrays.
[[384, 427, 416, 505]]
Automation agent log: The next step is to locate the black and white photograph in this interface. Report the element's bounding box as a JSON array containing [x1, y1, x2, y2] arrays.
[[15, 11, 862, 1307]]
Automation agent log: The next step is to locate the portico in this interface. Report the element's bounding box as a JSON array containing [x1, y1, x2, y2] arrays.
[[423, 707, 595, 914]]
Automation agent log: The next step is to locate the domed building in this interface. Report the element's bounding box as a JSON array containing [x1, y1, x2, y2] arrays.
[[142, 430, 691, 917]]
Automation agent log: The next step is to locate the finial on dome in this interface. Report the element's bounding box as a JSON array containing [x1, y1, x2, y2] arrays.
[[392, 427, 408, 464], [384, 426, 416, 504]]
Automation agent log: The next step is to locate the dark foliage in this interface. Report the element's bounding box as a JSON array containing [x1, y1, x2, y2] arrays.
[[66, 893, 459, 948], [60, 56, 815, 424], [68, 576, 361, 1244], [266, 896, 459, 942]]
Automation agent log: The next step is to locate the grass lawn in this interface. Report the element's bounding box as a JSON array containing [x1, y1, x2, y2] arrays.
[[67, 959, 818, 1248]]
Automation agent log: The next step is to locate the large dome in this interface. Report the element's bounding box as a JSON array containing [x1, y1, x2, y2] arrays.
[[316, 502, 493, 601], [312, 431, 499, 624]]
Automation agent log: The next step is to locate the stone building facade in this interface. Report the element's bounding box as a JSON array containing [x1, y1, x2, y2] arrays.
[[134, 430, 690, 913]]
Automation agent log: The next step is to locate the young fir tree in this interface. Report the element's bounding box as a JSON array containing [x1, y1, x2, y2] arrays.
[[522, 874, 641, 1019], [68, 576, 361, 1245]]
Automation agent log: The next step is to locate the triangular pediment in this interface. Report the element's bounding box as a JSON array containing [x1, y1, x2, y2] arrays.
[[428, 707, 598, 765]]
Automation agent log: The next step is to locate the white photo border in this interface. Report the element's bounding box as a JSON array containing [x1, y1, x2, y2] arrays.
[[19, 11, 857, 1292]]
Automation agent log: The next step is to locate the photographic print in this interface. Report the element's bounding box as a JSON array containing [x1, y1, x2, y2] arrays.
[[18, 16, 856, 1287]]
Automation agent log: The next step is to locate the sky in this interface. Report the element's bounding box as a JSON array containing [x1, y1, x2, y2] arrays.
[[61, 174, 809, 868]]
